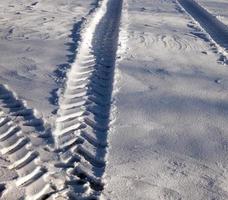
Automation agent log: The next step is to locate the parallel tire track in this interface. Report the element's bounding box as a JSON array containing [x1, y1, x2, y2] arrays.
[[54, 0, 123, 199], [0, 0, 123, 199]]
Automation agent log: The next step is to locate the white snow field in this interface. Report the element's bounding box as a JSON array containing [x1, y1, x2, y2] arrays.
[[0, 0, 228, 199]]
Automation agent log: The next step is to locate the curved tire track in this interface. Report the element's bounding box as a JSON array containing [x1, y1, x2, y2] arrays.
[[54, 0, 123, 199]]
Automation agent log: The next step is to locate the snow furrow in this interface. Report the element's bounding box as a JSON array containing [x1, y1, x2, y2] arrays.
[[54, 0, 123, 198]]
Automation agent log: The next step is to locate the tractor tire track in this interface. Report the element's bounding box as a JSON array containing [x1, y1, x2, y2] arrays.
[[0, 85, 47, 134], [54, 0, 122, 199], [0, 110, 54, 200]]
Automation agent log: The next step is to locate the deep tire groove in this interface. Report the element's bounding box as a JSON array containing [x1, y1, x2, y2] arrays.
[[54, 0, 123, 198]]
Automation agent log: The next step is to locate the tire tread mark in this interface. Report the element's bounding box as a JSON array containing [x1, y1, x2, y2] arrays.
[[0, 112, 54, 200], [54, 0, 123, 199]]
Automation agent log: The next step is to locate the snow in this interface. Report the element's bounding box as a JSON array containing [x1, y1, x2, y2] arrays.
[[0, 0, 228, 199], [0, 0, 97, 125], [197, 0, 228, 26], [103, 0, 228, 199]]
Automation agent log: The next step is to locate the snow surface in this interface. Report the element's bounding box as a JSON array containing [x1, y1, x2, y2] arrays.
[[103, 0, 228, 199], [0, 0, 228, 199], [198, 0, 228, 26]]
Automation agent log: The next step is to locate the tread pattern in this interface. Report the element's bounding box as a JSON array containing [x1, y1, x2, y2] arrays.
[[54, 0, 123, 198], [0, 112, 54, 200], [0, 0, 123, 199]]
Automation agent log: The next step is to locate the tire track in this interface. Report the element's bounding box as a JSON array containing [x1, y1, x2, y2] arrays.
[[0, 112, 55, 200], [0, 84, 59, 200], [177, 0, 228, 62], [0, 84, 47, 134], [54, 0, 122, 199]]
